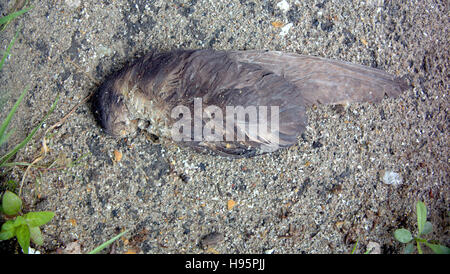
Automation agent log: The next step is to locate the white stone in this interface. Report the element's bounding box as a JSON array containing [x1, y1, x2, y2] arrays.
[[66, 0, 81, 9], [276, 0, 290, 13], [280, 23, 293, 36], [383, 170, 403, 186], [264, 248, 275, 254], [366, 241, 381, 254]]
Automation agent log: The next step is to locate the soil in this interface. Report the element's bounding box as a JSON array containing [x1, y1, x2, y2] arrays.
[[0, 0, 448, 254]]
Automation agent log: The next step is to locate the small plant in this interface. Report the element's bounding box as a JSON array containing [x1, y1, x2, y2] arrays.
[[0, 87, 58, 168], [0, 5, 58, 254], [0, 190, 54, 254], [394, 201, 450, 254]]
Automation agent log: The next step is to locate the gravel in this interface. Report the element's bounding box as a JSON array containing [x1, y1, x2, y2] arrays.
[[0, 0, 448, 254]]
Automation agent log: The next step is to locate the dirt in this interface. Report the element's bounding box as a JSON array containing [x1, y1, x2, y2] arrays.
[[0, 0, 448, 254]]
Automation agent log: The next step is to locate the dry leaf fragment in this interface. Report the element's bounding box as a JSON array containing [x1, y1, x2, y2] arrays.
[[123, 249, 137, 254], [207, 248, 220, 254], [271, 21, 284, 28], [59, 241, 82, 254], [113, 150, 122, 162], [361, 38, 368, 46], [69, 218, 77, 226], [227, 199, 236, 210]]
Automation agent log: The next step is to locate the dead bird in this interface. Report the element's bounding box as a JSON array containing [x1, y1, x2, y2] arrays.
[[93, 49, 408, 158]]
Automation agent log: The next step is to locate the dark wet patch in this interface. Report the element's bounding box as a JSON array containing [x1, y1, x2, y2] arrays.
[[240, 0, 256, 15], [321, 20, 334, 32], [342, 29, 356, 47], [34, 38, 50, 59], [93, 222, 106, 243], [198, 162, 206, 171], [316, 1, 328, 9], [379, 108, 386, 120], [287, 5, 302, 24], [87, 135, 112, 164], [186, 19, 207, 41], [335, 167, 351, 183], [178, 1, 198, 17], [66, 31, 82, 62], [297, 177, 311, 197], [122, 0, 157, 46], [262, 0, 275, 15], [208, 26, 224, 48], [82, 193, 95, 215], [142, 147, 170, 180], [312, 140, 323, 149], [311, 18, 319, 28]]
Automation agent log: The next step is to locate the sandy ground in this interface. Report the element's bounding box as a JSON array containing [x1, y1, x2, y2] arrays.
[[0, 0, 448, 254]]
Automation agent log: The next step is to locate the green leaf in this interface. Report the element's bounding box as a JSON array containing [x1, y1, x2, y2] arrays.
[[1, 219, 16, 232], [422, 221, 432, 235], [16, 224, 30, 254], [88, 230, 128, 254], [416, 240, 423, 254], [13, 215, 26, 227], [403, 242, 415, 254], [394, 228, 413, 243], [29, 226, 43, 245], [24, 211, 55, 227], [0, 229, 14, 240], [415, 237, 427, 243], [2, 190, 22, 215], [424, 243, 450, 254], [6, 180, 18, 192], [0, 95, 59, 167], [416, 201, 427, 235]]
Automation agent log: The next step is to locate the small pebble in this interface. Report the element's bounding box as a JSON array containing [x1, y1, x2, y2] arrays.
[[366, 241, 381, 254], [200, 232, 224, 248], [65, 0, 81, 9], [383, 170, 403, 186], [280, 23, 293, 36], [276, 0, 290, 13], [264, 249, 275, 254]]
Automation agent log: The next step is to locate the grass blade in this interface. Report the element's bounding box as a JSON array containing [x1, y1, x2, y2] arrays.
[[0, 129, 15, 146], [0, 86, 28, 141], [0, 96, 59, 167], [0, 27, 21, 70], [416, 201, 427, 235], [351, 239, 358, 254], [88, 230, 128, 254], [0, 6, 32, 27], [416, 240, 423, 254]]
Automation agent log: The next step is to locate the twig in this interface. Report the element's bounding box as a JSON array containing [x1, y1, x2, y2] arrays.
[[18, 154, 43, 196]]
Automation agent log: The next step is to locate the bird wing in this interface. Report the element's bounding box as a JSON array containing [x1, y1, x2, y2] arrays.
[[156, 49, 308, 157], [227, 50, 408, 106]]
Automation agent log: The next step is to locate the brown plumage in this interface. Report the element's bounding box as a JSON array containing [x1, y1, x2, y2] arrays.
[[93, 49, 408, 158]]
